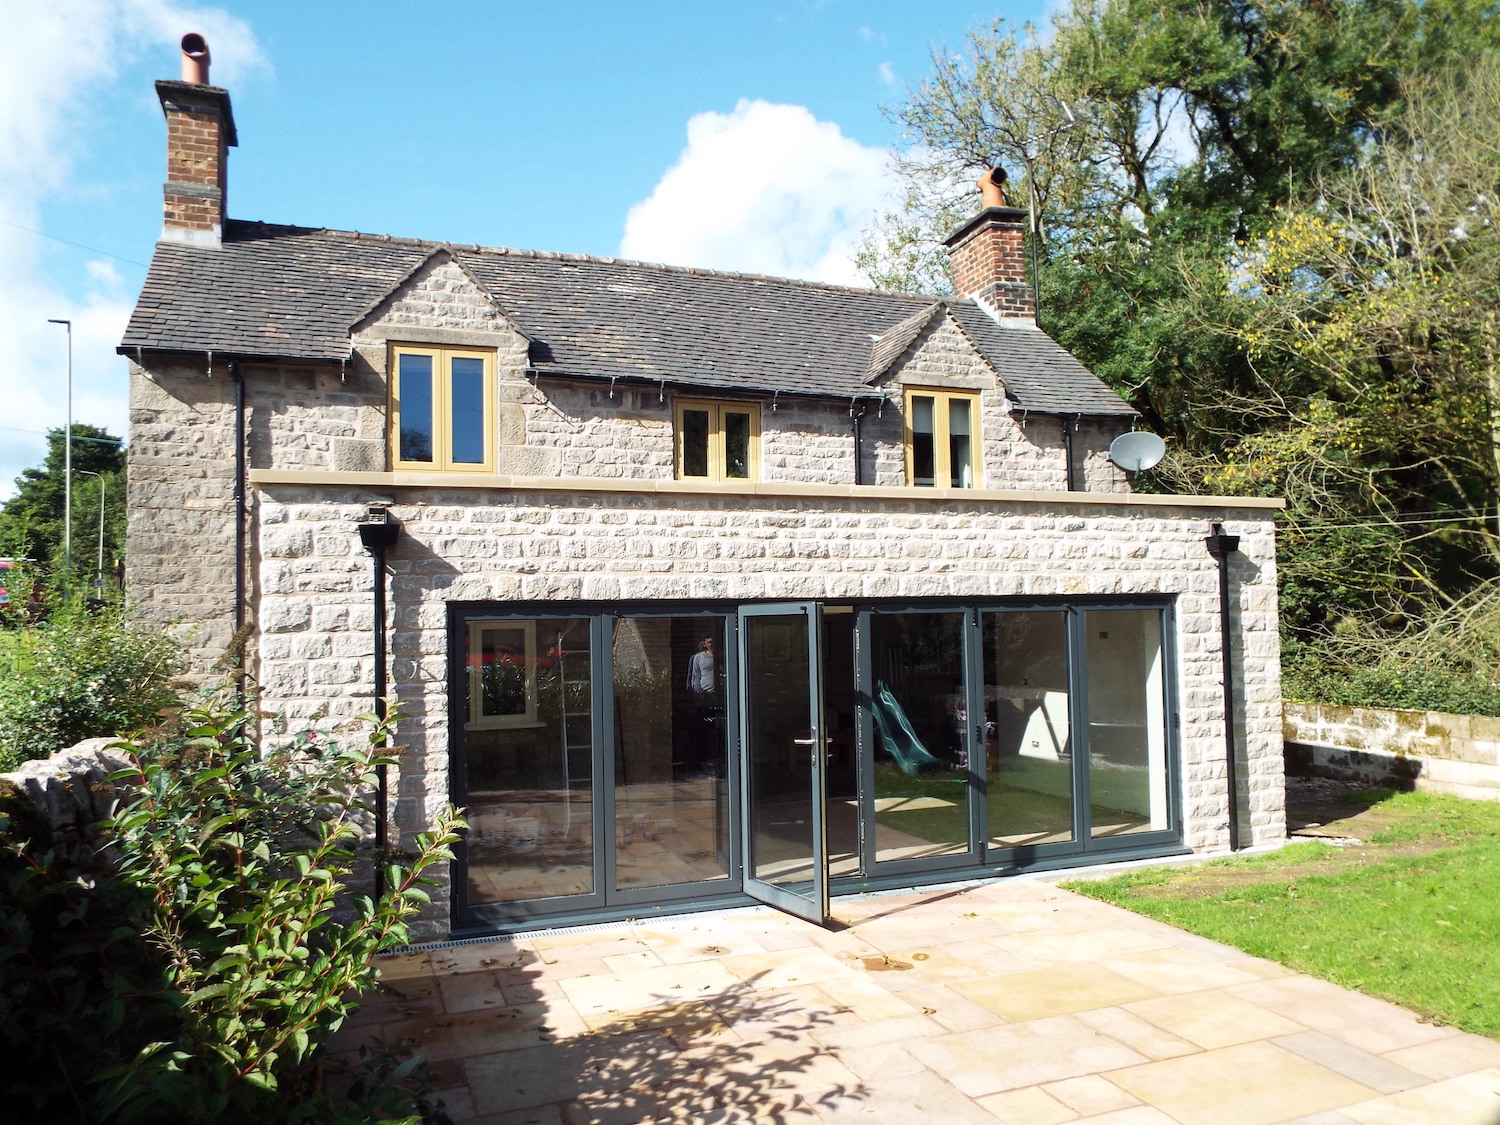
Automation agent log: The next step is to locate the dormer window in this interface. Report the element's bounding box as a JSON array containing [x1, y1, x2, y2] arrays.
[[675, 400, 760, 482], [390, 345, 496, 472], [906, 389, 977, 488]]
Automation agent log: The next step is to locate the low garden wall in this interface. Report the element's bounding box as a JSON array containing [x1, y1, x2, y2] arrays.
[[1284, 702, 1500, 800]]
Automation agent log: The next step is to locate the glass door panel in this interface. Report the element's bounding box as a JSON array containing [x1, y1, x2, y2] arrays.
[[463, 617, 595, 904], [869, 611, 971, 865], [740, 603, 828, 925], [612, 616, 731, 890], [1084, 609, 1170, 839], [982, 611, 1076, 849]]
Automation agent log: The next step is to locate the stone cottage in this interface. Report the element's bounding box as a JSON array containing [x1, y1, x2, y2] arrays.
[[121, 42, 1284, 938]]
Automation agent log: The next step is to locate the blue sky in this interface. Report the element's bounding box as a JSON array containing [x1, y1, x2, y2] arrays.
[[0, 0, 1053, 499]]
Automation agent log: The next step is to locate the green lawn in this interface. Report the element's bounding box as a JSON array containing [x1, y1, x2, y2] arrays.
[[1064, 790, 1500, 1040]]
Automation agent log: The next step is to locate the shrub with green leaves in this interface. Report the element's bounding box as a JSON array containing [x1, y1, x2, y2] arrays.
[[0, 694, 462, 1124], [0, 591, 183, 771]]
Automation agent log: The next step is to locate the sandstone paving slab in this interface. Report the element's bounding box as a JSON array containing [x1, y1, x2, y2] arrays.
[[989, 923, 1175, 965], [1271, 1031, 1430, 1095], [1380, 1032, 1500, 1081], [679, 1028, 867, 1111], [437, 968, 518, 1014], [975, 1085, 1079, 1124], [906, 1013, 1151, 1096], [559, 958, 742, 1021], [1102, 945, 1263, 994], [719, 947, 867, 992], [1041, 1074, 1142, 1116], [465, 1028, 696, 1115], [356, 883, 1500, 1125], [825, 1041, 928, 1082], [1106, 1039, 1379, 1125], [1226, 975, 1464, 1055], [812, 1067, 1017, 1123], [635, 922, 772, 964], [1336, 1068, 1500, 1125], [1073, 1006, 1199, 1061], [381, 1000, 590, 1061], [898, 981, 1013, 1033], [1063, 1108, 1178, 1125], [952, 962, 1162, 1022], [465, 1102, 577, 1125], [1121, 988, 1305, 1050]]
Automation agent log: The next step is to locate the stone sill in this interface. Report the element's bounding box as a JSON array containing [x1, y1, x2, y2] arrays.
[[248, 468, 1285, 512]]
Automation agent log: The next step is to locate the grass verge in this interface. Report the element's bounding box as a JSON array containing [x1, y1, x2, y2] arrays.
[[1063, 789, 1500, 1040]]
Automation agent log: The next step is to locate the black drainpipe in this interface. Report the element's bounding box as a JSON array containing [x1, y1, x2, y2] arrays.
[[230, 361, 247, 703], [358, 507, 402, 898], [1062, 414, 1080, 491], [1204, 523, 1242, 850], [851, 402, 867, 486]]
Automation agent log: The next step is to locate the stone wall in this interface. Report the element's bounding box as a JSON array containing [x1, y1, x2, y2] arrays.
[[252, 482, 1282, 936], [125, 358, 241, 668], [1284, 702, 1500, 801]]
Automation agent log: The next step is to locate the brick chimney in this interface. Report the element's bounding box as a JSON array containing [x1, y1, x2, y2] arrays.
[[155, 34, 237, 247], [944, 166, 1034, 320]]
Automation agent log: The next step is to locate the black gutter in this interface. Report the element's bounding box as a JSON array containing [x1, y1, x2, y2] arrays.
[[1204, 523, 1242, 851], [851, 403, 867, 486], [358, 510, 402, 899], [1062, 414, 1079, 491], [230, 361, 247, 703]]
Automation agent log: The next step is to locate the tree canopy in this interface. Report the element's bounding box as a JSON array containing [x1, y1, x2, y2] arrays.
[[0, 424, 126, 586], [861, 0, 1500, 708]]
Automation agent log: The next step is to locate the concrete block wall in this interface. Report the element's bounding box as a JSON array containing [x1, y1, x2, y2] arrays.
[[250, 484, 1282, 936]]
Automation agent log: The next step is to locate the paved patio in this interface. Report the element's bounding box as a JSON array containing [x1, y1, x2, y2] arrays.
[[336, 879, 1500, 1124]]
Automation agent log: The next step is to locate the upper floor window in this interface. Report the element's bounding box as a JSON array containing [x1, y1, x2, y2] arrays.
[[675, 400, 760, 481], [390, 345, 495, 471], [906, 389, 977, 488]]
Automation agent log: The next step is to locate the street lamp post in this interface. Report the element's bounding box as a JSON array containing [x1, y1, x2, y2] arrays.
[[47, 318, 73, 581], [77, 470, 106, 592]]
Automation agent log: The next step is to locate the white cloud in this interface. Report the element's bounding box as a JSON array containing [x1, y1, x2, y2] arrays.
[[878, 62, 897, 87], [0, 0, 264, 500], [620, 100, 895, 287]]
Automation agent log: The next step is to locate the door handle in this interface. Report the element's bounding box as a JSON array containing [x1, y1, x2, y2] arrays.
[[792, 738, 816, 745]]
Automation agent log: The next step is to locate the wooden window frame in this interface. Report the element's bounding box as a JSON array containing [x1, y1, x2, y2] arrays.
[[904, 387, 980, 489], [674, 399, 761, 482], [468, 619, 540, 729], [389, 344, 497, 472]]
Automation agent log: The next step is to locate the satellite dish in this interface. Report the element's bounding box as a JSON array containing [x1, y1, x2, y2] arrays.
[[1109, 431, 1166, 473]]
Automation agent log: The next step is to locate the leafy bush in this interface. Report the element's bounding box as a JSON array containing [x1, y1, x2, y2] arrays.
[[0, 589, 183, 771], [0, 693, 462, 1124], [1283, 649, 1500, 717]]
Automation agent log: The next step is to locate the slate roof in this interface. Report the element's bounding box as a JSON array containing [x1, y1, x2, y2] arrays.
[[120, 219, 1136, 416]]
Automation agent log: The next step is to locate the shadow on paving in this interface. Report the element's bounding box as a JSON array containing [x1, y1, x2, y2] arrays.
[[336, 938, 870, 1124]]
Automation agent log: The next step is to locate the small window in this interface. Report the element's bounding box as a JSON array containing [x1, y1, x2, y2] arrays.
[[468, 620, 540, 728], [675, 400, 760, 481], [905, 389, 978, 488], [391, 345, 495, 471]]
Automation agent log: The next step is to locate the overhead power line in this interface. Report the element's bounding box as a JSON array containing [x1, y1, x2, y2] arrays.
[[0, 218, 151, 269]]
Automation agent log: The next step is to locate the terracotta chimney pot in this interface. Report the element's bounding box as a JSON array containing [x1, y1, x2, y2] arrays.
[[180, 33, 211, 85], [978, 166, 1008, 209]]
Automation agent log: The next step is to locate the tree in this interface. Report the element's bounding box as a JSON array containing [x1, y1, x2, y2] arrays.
[[862, 0, 1500, 646], [0, 424, 126, 586]]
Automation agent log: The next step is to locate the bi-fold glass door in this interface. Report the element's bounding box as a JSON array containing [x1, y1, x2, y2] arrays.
[[738, 603, 829, 926], [981, 606, 1176, 860]]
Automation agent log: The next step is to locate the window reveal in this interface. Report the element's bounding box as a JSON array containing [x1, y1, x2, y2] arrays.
[[905, 389, 978, 488], [391, 345, 495, 471], [675, 400, 760, 481]]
